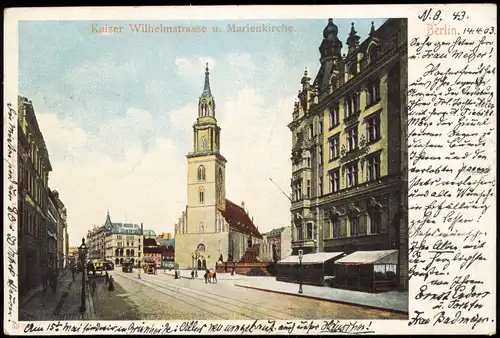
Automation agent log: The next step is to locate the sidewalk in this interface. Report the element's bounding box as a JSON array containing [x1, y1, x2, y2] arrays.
[[19, 271, 97, 321], [235, 279, 408, 314]]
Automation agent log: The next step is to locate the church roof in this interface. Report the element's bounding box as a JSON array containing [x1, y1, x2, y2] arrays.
[[222, 199, 263, 239]]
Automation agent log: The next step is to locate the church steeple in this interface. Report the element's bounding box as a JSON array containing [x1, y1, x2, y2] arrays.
[[346, 22, 361, 54], [199, 63, 216, 118]]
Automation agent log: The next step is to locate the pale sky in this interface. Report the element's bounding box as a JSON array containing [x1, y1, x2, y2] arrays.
[[19, 18, 386, 247]]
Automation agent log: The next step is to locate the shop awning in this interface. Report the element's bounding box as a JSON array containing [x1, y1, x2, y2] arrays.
[[278, 252, 344, 265], [335, 250, 399, 265]]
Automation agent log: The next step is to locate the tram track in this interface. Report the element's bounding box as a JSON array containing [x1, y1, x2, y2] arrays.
[[116, 271, 260, 320], [143, 273, 302, 320]]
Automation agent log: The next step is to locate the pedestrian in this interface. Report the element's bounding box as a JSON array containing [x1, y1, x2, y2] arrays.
[[71, 266, 76, 282], [137, 268, 141, 279], [204, 271, 208, 284], [108, 275, 115, 292], [105, 271, 109, 284], [191, 270, 195, 279]]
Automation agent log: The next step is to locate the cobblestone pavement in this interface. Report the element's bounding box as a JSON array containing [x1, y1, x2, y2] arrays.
[[111, 270, 407, 320], [19, 272, 95, 321], [92, 273, 141, 320]]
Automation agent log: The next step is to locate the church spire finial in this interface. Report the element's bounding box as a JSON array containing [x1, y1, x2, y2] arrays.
[[370, 21, 376, 35], [203, 63, 212, 96]]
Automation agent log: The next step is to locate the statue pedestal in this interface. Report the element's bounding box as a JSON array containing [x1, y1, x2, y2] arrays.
[[241, 247, 258, 263]]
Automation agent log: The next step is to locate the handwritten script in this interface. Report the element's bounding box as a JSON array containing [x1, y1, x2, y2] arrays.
[[408, 8, 496, 331], [5, 102, 19, 326], [21, 320, 374, 335]]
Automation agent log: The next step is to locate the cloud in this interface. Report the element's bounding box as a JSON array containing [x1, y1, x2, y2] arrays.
[[43, 108, 188, 247], [217, 88, 293, 231], [174, 56, 217, 81]]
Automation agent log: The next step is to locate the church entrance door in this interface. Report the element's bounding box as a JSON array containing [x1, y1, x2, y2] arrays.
[[202, 259, 207, 270], [197, 259, 202, 270]]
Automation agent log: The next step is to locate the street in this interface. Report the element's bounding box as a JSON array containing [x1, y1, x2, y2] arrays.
[[93, 271, 406, 320]]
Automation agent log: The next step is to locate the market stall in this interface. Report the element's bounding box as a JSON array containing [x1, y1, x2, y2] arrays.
[[334, 250, 399, 293], [277, 252, 344, 286]]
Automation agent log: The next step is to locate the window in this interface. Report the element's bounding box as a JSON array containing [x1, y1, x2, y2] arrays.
[[199, 223, 205, 233], [309, 124, 314, 139], [329, 135, 340, 160], [369, 45, 379, 64], [332, 218, 340, 238], [349, 62, 357, 76], [366, 81, 381, 106], [367, 153, 381, 181], [306, 180, 311, 198], [329, 106, 339, 128], [349, 216, 359, 236], [318, 177, 323, 196], [297, 224, 303, 241], [293, 178, 303, 201], [366, 114, 380, 142], [201, 137, 207, 152], [318, 145, 323, 165], [197, 165, 206, 181], [329, 169, 340, 193], [306, 223, 313, 240], [369, 210, 381, 234], [318, 120, 323, 135], [347, 162, 358, 187], [199, 186, 205, 204], [347, 126, 358, 152]]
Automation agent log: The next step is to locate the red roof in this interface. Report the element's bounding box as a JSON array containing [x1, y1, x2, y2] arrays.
[[221, 199, 262, 239]]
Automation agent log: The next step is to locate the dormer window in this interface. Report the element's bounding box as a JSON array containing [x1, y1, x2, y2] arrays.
[[369, 45, 379, 64]]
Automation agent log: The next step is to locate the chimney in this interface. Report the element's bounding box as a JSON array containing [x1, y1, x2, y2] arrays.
[[252, 216, 254, 223], [241, 201, 245, 210], [141, 223, 144, 235]]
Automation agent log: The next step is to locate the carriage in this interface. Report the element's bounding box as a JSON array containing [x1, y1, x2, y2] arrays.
[[122, 261, 133, 273]]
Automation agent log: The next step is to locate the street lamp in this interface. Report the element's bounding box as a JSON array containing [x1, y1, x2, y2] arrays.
[[298, 246, 304, 294], [79, 237, 88, 313]]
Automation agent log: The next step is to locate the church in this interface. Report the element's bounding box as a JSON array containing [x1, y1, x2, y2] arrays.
[[174, 64, 262, 270]]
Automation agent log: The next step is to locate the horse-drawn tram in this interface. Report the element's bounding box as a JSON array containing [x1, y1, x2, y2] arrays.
[[122, 260, 133, 273], [143, 258, 156, 274]]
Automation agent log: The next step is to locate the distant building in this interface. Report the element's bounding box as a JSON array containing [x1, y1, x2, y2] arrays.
[[157, 232, 173, 240], [260, 226, 292, 263], [143, 238, 162, 268], [102, 212, 144, 267], [143, 229, 157, 238], [158, 238, 175, 265]]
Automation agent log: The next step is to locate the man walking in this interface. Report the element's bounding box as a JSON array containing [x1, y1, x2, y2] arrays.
[[137, 268, 141, 279]]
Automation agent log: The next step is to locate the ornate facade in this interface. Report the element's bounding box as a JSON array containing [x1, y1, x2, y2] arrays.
[[17, 96, 53, 296], [288, 19, 408, 290], [175, 65, 262, 270]]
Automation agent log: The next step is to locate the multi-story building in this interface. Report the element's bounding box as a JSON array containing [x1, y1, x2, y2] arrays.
[[103, 213, 144, 267], [50, 190, 67, 271], [47, 190, 59, 270], [288, 19, 408, 290], [174, 65, 262, 270], [259, 226, 292, 263], [87, 224, 107, 260], [143, 238, 162, 268], [17, 95, 53, 296]]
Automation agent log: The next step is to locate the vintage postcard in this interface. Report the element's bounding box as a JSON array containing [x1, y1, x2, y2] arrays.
[[3, 4, 496, 335]]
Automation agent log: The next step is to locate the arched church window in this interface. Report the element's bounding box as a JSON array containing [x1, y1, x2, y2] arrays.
[[198, 165, 206, 181], [199, 223, 205, 233], [201, 137, 207, 153], [199, 186, 205, 204], [197, 243, 205, 252]]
